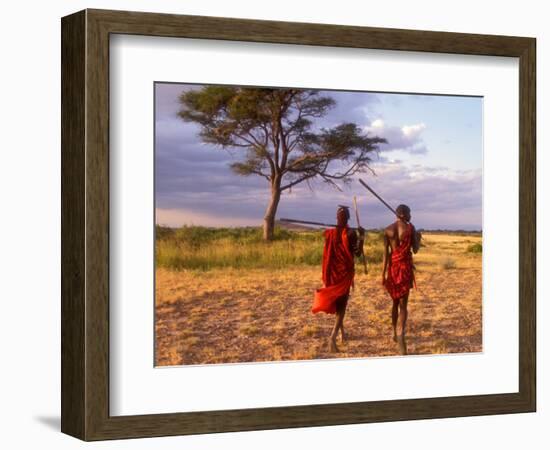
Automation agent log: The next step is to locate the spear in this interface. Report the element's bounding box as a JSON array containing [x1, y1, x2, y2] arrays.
[[358, 178, 398, 216], [353, 195, 368, 274], [279, 218, 359, 230]]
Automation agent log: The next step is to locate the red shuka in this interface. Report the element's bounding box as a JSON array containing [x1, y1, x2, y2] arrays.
[[385, 222, 415, 300], [312, 226, 355, 314]]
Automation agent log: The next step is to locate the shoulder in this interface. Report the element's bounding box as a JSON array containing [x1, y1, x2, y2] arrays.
[[396, 221, 409, 234], [384, 223, 396, 237]]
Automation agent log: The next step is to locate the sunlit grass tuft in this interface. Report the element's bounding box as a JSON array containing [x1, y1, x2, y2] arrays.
[[302, 324, 321, 337], [439, 257, 457, 270], [467, 243, 482, 253], [240, 324, 260, 336]]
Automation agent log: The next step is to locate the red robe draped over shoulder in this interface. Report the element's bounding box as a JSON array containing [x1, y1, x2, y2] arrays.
[[385, 222, 415, 300], [312, 226, 355, 314]]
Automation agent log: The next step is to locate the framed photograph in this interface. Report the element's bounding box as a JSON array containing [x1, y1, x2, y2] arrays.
[[61, 9, 536, 441]]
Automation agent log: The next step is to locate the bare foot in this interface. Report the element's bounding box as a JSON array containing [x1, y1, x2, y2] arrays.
[[329, 338, 339, 353], [393, 332, 398, 343], [398, 335, 408, 355], [340, 330, 347, 344]]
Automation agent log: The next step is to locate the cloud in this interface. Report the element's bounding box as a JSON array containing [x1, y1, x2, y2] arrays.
[[365, 119, 428, 155], [155, 83, 203, 121], [358, 161, 481, 229], [155, 156, 482, 230], [316, 90, 379, 128], [154, 83, 481, 230], [156, 208, 259, 227], [402, 123, 426, 138]]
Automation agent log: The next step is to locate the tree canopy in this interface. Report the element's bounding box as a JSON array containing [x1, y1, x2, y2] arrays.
[[178, 86, 386, 239]]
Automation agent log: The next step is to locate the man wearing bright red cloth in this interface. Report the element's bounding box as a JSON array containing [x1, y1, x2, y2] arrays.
[[312, 205, 365, 353], [382, 204, 421, 355]]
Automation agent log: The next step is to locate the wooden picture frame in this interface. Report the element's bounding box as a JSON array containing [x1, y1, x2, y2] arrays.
[[61, 8, 536, 441]]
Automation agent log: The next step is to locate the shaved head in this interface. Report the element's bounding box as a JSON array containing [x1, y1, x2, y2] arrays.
[[396, 204, 411, 221], [337, 205, 350, 226]]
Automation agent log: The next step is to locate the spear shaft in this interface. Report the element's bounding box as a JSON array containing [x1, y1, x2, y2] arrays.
[[279, 218, 359, 230], [358, 179, 398, 216], [353, 196, 368, 274]]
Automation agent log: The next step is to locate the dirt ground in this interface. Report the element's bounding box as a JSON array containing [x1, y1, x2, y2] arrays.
[[155, 233, 482, 366]]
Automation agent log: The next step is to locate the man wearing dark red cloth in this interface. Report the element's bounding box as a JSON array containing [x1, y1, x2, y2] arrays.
[[312, 205, 365, 353], [382, 204, 421, 355]]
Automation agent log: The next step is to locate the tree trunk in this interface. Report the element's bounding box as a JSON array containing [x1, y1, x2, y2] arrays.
[[263, 185, 281, 241]]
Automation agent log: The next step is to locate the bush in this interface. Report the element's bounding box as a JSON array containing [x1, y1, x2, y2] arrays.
[[439, 257, 456, 270], [155, 225, 175, 240], [467, 243, 482, 253]]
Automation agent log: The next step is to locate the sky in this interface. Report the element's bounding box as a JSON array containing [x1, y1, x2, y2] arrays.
[[155, 83, 482, 231]]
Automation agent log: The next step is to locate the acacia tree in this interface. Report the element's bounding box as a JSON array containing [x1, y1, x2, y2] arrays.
[[178, 87, 386, 240]]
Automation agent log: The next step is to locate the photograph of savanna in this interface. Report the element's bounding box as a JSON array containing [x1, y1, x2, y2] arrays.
[[155, 82, 482, 366]]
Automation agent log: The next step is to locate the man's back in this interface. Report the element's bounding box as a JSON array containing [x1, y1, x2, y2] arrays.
[[384, 221, 420, 254], [322, 227, 354, 285], [380, 204, 419, 356]]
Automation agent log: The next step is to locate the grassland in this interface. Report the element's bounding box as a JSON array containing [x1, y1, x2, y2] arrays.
[[155, 226, 482, 366], [155, 225, 384, 270]]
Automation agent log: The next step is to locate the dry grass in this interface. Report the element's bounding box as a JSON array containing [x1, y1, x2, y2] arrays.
[[439, 257, 457, 270], [155, 225, 384, 270], [155, 232, 482, 366]]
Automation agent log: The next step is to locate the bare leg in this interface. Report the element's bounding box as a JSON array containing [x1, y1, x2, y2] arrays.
[[397, 295, 409, 355], [391, 299, 399, 342], [329, 315, 340, 352], [339, 301, 348, 344], [399, 295, 409, 337], [329, 297, 347, 352]]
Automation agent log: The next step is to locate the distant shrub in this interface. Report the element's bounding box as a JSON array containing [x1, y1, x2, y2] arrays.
[[439, 257, 457, 270], [155, 225, 175, 240], [467, 243, 483, 253]]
